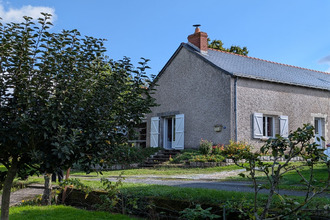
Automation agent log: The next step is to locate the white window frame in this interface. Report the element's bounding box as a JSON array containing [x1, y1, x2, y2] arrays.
[[253, 113, 288, 139], [314, 117, 325, 149], [263, 115, 275, 138]]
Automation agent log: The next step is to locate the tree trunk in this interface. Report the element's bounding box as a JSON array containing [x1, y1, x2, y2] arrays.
[[1, 157, 18, 220], [42, 173, 52, 205], [61, 168, 71, 204]]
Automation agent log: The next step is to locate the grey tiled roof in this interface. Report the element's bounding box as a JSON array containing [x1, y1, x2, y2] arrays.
[[184, 43, 330, 91]]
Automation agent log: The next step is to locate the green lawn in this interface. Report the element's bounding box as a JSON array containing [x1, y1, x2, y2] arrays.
[[78, 180, 330, 210], [8, 205, 138, 220], [228, 162, 329, 190], [71, 165, 242, 177]]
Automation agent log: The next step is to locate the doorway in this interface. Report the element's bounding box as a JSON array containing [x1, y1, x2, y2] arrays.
[[314, 118, 324, 148], [164, 117, 175, 149]]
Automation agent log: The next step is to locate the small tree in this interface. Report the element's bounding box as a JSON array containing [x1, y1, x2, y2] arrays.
[[224, 124, 330, 219], [208, 38, 249, 56], [0, 13, 156, 219]]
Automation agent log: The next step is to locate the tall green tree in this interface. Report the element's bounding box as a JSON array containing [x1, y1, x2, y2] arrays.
[[0, 13, 155, 219], [208, 38, 249, 56]]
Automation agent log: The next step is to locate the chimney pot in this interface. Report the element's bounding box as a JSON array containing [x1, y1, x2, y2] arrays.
[[188, 25, 208, 52]]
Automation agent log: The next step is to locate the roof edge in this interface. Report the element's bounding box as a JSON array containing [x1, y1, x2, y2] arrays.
[[208, 47, 330, 75], [151, 43, 185, 85]]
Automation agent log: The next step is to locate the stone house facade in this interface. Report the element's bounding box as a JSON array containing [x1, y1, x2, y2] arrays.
[[146, 27, 330, 150]]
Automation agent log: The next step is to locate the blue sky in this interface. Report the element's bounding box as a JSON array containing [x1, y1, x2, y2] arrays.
[[1, 0, 330, 76]]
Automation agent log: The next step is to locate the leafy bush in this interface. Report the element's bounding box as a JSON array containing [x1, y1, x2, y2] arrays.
[[226, 124, 330, 220], [104, 145, 160, 165], [221, 140, 251, 157], [199, 139, 213, 155], [179, 204, 219, 220], [189, 154, 225, 163], [212, 144, 224, 155], [170, 150, 200, 163]]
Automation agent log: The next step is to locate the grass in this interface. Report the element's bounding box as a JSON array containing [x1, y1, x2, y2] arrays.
[[7, 205, 138, 220], [78, 180, 330, 210], [71, 165, 242, 177], [228, 162, 329, 190]]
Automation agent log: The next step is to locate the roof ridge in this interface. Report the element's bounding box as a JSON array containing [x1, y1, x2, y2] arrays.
[[207, 47, 330, 75]]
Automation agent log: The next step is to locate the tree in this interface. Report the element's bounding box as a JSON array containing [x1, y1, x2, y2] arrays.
[[224, 124, 329, 219], [0, 13, 156, 219], [207, 38, 249, 56]]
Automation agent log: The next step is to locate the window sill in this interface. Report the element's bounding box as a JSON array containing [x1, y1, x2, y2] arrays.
[[260, 137, 275, 141]]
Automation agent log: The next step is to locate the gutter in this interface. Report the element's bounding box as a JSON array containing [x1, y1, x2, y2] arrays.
[[234, 76, 238, 142]]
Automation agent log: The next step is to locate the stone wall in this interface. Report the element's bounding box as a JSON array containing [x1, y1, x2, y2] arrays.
[[236, 78, 330, 149], [147, 46, 233, 149]]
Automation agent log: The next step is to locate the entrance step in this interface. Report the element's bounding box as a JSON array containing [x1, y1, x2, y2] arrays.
[[140, 149, 181, 168]]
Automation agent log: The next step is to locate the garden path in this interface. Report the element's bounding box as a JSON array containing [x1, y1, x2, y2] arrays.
[[0, 186, 44, 207]]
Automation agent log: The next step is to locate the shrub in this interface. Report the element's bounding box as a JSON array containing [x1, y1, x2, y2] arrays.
[[212, 144, 224, 155], [179, 204, 219, 220], [104, 145, 160, 165], [170, 150, 199, 164], [226, 124, 330, 220], [199, 139, 213, 155], [221, 141, 251, 157], [189, 154, 225, 163]]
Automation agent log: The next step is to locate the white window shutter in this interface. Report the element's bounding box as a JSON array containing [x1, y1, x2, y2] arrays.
[[150, 117, 159, 148], [253, 113, 263, 138], [279, 115, 289, 138], [174, 114, 184, 150]]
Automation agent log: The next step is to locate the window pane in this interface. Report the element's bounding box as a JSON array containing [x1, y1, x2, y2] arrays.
[[314, 119, 319, 134], [173, 118, 176, 141], [263, 117, 266, 136], [267, 117, 273, 137]]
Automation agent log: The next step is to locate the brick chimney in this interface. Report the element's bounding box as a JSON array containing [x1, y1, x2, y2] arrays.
[[187, 25, 208, 53]]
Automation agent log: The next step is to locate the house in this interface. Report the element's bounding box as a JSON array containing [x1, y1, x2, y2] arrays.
[[146, 26, 330, 150]]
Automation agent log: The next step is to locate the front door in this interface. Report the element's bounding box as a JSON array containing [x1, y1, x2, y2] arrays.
[[164, 117, 175, 149], [314, 118, 324, 149]]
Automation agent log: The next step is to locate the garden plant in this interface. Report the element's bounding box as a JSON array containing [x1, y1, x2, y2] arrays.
[[223, 124, 330, 219], [0, 13, 155, 220]]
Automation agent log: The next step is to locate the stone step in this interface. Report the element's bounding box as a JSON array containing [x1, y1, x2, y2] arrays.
[[139, 149, 182, 168]]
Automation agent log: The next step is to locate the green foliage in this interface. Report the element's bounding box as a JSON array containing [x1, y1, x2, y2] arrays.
[[104, 146, 160, 165], [221, 141, 251, 158], [7, 205, 137, 220], [224, 198, 261, 219], [0, 13, 156, 217], [19, 194, 43, 206], [226, 124, 330, 220], [179, 204, 219, 220], [60, 178, 93, 199], [0, 12, 156, 175], [189, 154, 225, 163], [93, 175, 124, 212], [71, 164, 242, 176], [212, 144, 224, 155], [199, 139, 213, 155], [208, 38, 249, 56], [169, 150, 199, 163]]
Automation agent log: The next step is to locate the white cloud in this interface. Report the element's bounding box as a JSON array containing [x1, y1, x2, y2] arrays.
[[0, 4, 56, 23], [318, 55, 330, 73], [318, 55, 330, 65]]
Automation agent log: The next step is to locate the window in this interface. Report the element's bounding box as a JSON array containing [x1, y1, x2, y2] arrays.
[[253, 113, 288, 139], [263, 116, 274, 137]]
